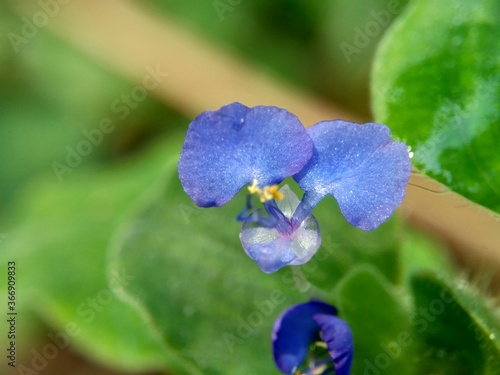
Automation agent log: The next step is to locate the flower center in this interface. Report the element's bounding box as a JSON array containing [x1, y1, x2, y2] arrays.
[[237, 180, 294, 233], [293, 341, 333, 375], [248, 178, 283, 202]]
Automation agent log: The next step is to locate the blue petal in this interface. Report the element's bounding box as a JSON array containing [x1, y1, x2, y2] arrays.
[[239, 186, 321, 273], [314, 314, 354, 375], [272, 301, 338, 374], [294, 120, 411, 230], [239, 216, 320, 273], [178, 102, 313, 207]]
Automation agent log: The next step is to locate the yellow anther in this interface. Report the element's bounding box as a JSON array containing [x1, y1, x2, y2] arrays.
[[314, 341, 328, 349], [248, 179, 261, 195], [247, 179, 283, 202], [267, 185, 284, 201]]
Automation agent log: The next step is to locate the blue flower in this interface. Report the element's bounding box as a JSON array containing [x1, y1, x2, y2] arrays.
[[239, 185, 321, 273], [178, 102, 411, 273], [272, 301, 353, 375]]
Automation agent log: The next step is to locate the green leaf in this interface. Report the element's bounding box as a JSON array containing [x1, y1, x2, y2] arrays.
[[110, 168, 317, 375], [335, 266, 417, 375], [0, 136, 184, 371], [410, 272, 500, 374], [399, 227, 455, 283], [372, 0, 500, 213], [299, 189, 402, 290]]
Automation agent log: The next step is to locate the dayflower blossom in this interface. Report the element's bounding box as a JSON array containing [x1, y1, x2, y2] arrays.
[[272, 301, 353, 375], [239, 185, 321, 273], [178, 102, 411, 273]]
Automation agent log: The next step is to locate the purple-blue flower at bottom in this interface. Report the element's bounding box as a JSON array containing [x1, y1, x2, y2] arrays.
[[273, 301, 353, 375]]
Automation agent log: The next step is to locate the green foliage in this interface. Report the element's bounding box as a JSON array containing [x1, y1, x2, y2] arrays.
[[109, 165, 311, 375], [301, 193, 402, 289], [410, 272, 500, 374], [0, 137, 184, 371], [399, 227, 455, 283], [0, 25, 183, 211], [321, 0, 410, 112], [372, 0, 500, 213], [336, 266, 417, 375], [108, 152, 498, 375]]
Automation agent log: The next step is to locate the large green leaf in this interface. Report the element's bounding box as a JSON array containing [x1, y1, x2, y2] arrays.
[[372, 0, 500, 213], [0, 136, 185, 371], [335, 266, 417, 375], [108, 165, 407, 374], [109, 167, 328, 374], [410, 272, 500, 374]]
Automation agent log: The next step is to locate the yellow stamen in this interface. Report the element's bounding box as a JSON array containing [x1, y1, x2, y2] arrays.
[[314, 341, 328, 349], [247, 179, 283, 202], [267, 185, 284, 200], [248, 179, 261, 195]]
